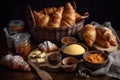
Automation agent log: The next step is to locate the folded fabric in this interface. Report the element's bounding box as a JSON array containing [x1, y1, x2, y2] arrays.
[[78, 50, 120, 79]]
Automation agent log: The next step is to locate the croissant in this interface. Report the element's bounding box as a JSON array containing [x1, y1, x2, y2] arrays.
[[38, 15, 50, 27], [38, 41, 58, 53], [0, 54, 31, 72], [96, 27, 113, 42], [75, 12, 81, 23], [48, 6, 64, 28], [109, 34, 117, 46], [82, 24, 96, 47], [33, 11, 45, 26], [60, 2, 76, 27], [42, 7, 57, 15], [96, 34, 110, 48]]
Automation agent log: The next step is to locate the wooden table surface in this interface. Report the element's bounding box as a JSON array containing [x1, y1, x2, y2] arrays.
[[0, 30, 120, 80]]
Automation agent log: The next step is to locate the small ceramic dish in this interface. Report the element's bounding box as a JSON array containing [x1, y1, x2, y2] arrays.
[[60, 57, 78, 72], [60, 43, 88, 59], [83, 50, 109, 71], [61, 36, 77, 45], [47, 53, 62, 65]]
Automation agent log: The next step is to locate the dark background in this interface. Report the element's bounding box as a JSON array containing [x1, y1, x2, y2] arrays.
[[0, 0, 120, 30]]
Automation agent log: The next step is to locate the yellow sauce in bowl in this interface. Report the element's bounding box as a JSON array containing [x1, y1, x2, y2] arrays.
[[63, 44, 85, 55]]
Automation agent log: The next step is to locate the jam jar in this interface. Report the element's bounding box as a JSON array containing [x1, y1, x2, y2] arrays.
[[14, 33, 31, 58], [9, 20, 25, 33]]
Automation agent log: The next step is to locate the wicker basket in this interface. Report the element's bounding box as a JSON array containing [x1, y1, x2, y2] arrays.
[[26, 5, 89, 43]]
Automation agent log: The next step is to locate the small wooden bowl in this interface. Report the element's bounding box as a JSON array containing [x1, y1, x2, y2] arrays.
[[47, 53, 62, 65], [60, 43, 88, 59], [83, 50, 109, 71], [60, 57, 78, 72], [61, 37, 77, 45]]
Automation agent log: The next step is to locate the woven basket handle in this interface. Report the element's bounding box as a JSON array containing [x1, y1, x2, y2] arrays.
[[71, 1, 89, 19], [81, 12, 90, 19], [26, 5, 36, 28], [72, 1, 77, 11]]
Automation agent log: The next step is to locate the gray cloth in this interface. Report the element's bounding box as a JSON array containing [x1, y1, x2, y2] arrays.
[[78, 50, 120, 79], [91, 50, 120, 79]]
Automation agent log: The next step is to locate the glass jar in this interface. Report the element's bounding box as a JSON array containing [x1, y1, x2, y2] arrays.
[[14, 33, 31, 58], [9, 20, 24, 33]]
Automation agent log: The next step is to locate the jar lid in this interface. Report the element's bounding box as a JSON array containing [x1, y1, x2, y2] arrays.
[[9, 20, 24, 27]]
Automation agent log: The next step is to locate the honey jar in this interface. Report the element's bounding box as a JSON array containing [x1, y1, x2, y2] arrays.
[[14, 33, 31, 58], [9, 20, 24, 33]]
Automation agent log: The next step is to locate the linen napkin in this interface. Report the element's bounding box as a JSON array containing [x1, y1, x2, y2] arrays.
[[77, 50, 120, 79], [91, 50, 120, 79]]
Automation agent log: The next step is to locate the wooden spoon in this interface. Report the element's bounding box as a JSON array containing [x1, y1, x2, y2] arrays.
[[28, 60, 53, 80]]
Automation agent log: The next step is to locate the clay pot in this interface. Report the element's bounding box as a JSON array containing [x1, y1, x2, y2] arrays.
[[60, 57, 78, 72]]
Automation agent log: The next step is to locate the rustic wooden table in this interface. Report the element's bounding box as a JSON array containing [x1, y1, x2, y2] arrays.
[[0, 30, 120, 80]]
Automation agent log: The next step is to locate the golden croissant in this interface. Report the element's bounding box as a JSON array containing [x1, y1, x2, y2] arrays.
[[96, 34, 110, 48], [33, 11, 45, 26], [38, 41, 58, 53], [75, 12, 81, 23], [96, 27, 113, 42], [38, 15, 50, 27], [109, 34, 117, 46], [48, 6, 64, 28], [82, 24, 96, 47], [60, 2, 76, 27], [0, 54, 31, 72], [42, 7, 57, 15]]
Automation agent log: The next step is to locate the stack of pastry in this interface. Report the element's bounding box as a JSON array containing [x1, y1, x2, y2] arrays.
[[82, 24, 117, 48], [33, 2, 81, 28], [0, 54, 31, 72]]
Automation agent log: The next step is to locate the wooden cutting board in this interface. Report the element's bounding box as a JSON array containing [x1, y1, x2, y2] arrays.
[[28, 49, 61, 72], [93, 43, 119, 53]]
